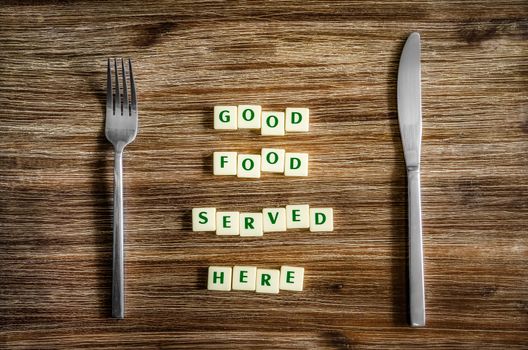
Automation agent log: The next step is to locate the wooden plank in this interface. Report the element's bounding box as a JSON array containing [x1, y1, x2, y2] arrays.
[[1, 0, 527, 348]]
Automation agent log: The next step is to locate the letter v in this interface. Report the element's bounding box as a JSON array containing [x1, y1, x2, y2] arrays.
[[267, 211, 279, 224]]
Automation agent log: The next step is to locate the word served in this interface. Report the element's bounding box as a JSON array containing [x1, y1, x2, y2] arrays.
[[193, 205, 333, 236]]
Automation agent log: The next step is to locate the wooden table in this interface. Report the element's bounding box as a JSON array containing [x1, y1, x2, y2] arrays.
[[1, 1, 527, 348]]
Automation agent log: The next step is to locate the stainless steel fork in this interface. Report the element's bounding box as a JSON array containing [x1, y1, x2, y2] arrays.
[[105, 58, 138, 319]]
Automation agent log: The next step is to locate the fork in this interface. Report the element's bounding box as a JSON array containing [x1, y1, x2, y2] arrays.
[[105, 58, 138, 319]]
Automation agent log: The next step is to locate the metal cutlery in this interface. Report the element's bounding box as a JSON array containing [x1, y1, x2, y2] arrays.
[[397, 32, 425, 327], [105, 58, 138, 319]]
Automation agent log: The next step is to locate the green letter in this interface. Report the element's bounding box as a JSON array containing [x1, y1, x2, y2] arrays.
[[290, 157, 301, 170], [291, 111, 302, 124], [220, 155, 229, 168], [198, 211, 208, 224], [223, 216, 231, 228], [245, 217, 255, 229], [266, 151, 278, 164], [267, 211, 279, 224], [261, 273, 271, 286], [242, 109, 254, 121], [286, 270, 295, 283], [266, 115, 278, 128], [219, 110, 230, 122], [242, 158, 254, 171], [292, 210, 300, 222], [239, 270, 248, 283], [213, 271, 224, 284], [315, 213, 326, 225]]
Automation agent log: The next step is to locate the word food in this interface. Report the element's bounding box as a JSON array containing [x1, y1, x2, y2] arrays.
[[213, 149, 308, 178]]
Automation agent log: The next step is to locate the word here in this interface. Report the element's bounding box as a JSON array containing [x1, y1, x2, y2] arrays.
[[192, 205, 334, 236], [214, 105, 309, 134], [208, 265, 304, 293], [214, 149, 308, 178]]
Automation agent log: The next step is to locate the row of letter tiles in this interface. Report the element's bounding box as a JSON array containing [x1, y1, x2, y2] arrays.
[[207, 266, 305, 293], [213, 150, 308, 177], [192, 206, 333, 234], [214, 105, 309, 134]]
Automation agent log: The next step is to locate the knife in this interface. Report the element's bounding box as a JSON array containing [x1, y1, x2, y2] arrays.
[[397, 32, 425, 327]]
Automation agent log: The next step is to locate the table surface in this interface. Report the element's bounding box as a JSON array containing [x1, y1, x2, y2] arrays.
[[1, 1, 527, 348]]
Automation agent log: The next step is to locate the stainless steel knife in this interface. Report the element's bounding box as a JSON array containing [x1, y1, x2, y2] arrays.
[[397, 32, 425, 327]]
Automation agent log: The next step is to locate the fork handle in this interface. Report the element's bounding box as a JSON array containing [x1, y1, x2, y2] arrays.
[[112, 150, 125, 319], [408, 168, 425, 327]]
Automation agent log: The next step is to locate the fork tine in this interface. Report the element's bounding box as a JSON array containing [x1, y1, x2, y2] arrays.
[[128, 59, 137, 116], [114, 58, 120, 116], [121, 59, 129, 117], [106, 58, 113, 116]]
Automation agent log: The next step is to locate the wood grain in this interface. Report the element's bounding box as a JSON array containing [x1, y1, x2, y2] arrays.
[[1, 0, 527, 348]]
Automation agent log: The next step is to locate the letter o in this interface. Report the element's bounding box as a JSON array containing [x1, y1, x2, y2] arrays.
[[242, 109, 254, 121], [266, 115, 278, 128], [266, 152, 279, 164], [242, 158, 254, 171]]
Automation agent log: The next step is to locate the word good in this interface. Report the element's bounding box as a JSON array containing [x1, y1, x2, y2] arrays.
[[207, 265, 304, 293], [214, 105, 309, 134], [192, 205, 334, 236], [214, 150, 308, 178]]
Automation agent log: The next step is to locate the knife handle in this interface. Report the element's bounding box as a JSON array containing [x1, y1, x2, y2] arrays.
[[407, 167, 425, 327]]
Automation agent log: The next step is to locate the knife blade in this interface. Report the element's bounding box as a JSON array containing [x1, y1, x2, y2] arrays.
[[397, 32, 425, 327]]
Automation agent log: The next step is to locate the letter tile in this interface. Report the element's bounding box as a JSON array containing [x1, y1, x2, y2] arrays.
[[214, 106, 237, 130], [192, 207, 216, 231], [286, 204, 310, 229], [309, 208, 334, 232], [239, 213, 263, 237], [262, 208, 287, 232], [237, 154, 261, 178], [284, 153, 309, 177], [285, 107, 309, 132], [238, 105, 262, 129], [213, 151, 237, 176], [216, 211, 240, 235], [256, 268, 280, 294], [207, 266, 232, 291], [280, 266, 304, 291], [232, 266, 257, 291], [261, 148, 285, 173], [261, 111, 285, 136]]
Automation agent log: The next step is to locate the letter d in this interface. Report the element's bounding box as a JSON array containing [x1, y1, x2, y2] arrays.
[[291, 111, 302, 124], [290, 157, 301, 170], [315, 213, 326, 225]]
